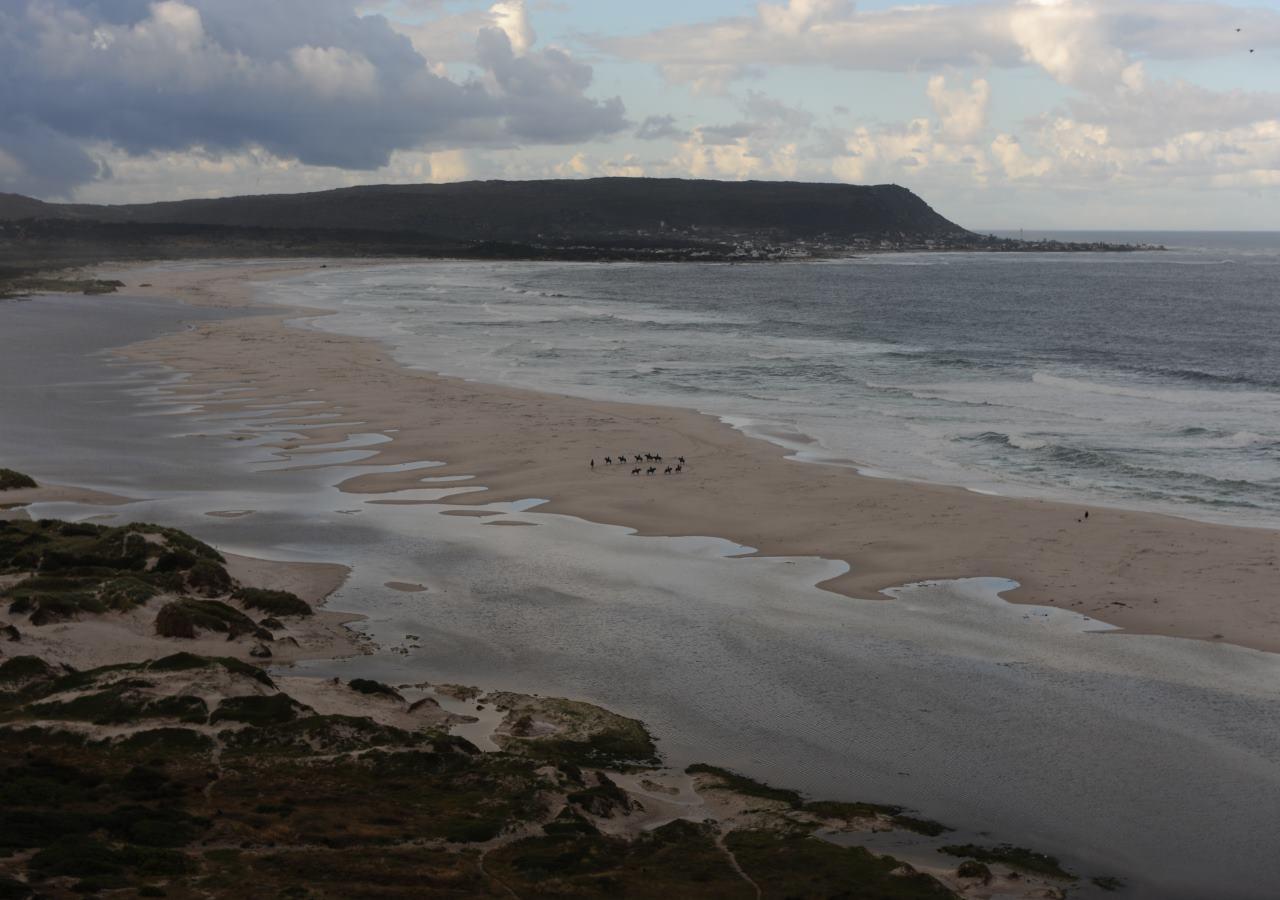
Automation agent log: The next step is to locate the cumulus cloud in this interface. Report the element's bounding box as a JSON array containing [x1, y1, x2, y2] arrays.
[[601, 0, 1280, 79], [758, 0, 854, 36], [0, 0, 625, 196], [599, 0, 1280, 200], [634, 115, 686, 141], [927, 76, 990, 144]]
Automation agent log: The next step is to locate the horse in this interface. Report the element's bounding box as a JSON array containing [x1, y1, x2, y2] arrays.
[[604, 456, 612, 465], [664, 467, 672, 474], [646, 467, 656, 475], [631, 467, 641, 475]]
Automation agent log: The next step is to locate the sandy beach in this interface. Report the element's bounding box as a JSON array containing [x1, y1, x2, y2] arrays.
[[113, 260, 1280, 653]]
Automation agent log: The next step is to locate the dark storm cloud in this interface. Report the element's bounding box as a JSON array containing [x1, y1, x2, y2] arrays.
[[0, 119, 106, 197], [0, 0, 626, 195]]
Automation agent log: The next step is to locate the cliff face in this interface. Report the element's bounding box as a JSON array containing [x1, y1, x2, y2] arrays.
[[0, 178, 970, 244]]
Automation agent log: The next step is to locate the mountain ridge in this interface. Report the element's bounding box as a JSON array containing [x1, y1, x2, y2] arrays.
[[0, 177, 969, 244]]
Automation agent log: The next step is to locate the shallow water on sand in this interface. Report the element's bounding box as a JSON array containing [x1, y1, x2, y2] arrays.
[[4, 291, 1280, 898]]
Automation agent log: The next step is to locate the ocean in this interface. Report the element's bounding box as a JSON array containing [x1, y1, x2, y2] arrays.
[[266, 231, 1280, 528]]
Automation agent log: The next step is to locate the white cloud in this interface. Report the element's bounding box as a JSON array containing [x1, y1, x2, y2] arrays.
[[758, 0, 853, 36], [991, 132, 1052, 180], [927, 76, 991, 143], [489, 0, 534, 54], [601, 1, 1280, 82], [290, 46, 379, 98]]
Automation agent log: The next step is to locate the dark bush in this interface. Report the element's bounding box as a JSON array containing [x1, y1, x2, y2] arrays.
[[154, 599, 256, 639], [146, 571, 186, 593], [233, 588, 312, 617], [0, 655, 61, 689], [117, 728, 216, 754], [0, 469, 37, 490], [99, 576, 159, 610], [102, 804, 209, 847], [940, 844, 1074, 880], [0, 874, 34, 899], [210, 694, 307, 727], [153, 549, 197, 572], [957, 860, 991, 882], [131, 523, 224, 562], [29, 836, 122, 878], [187, 559, 232, 596], [348, 679, 402, 700]]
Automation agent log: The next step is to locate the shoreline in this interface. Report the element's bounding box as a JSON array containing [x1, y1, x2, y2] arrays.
[[108, 259, 1280, 654]]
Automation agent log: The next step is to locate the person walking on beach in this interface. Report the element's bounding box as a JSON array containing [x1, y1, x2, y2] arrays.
[[590, 459, 595, 470]]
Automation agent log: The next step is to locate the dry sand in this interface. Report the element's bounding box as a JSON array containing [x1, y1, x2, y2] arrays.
[[111, 261, 1280, 653]]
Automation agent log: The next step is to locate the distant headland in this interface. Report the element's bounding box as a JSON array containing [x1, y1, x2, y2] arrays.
[[0, 177, 1161, 269]]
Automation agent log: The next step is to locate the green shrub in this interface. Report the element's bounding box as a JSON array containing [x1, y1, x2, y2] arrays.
[[153, 549, 197, 572], [117, 728, 215, 754], [939, 844, 1075, 880], [146, 570, 186, 593], [0, 469, 37, 490], [0, 874, 34, 899], [891, 814, 952, 836], [154, 599, 256, 639], [101, 804, 209, 848], [99, 576, 159, 610], [803, 799, 903, 819], [443, 816, 505, 843], [146, 652, 212, 672], [187, 559, 232, 596], [542, 808, 600, 836], [0, 655, 60, 689], [130, 523, 224, 562], [686, 764, 802, 806], [29, 836, 123, 878], [348, 679, 401, 699], [215, 656, 275, 687], [210, 694, 308, 727], [26, 686, 207, 726], [233, 587, 312, 617], [3, 576, 102, 624]]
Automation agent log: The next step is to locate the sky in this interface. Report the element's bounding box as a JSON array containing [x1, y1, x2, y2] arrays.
[[1, 0, 1278, 229]]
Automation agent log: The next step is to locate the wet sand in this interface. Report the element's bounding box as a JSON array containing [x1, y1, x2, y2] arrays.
[[115, 260, 1280, 653]]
